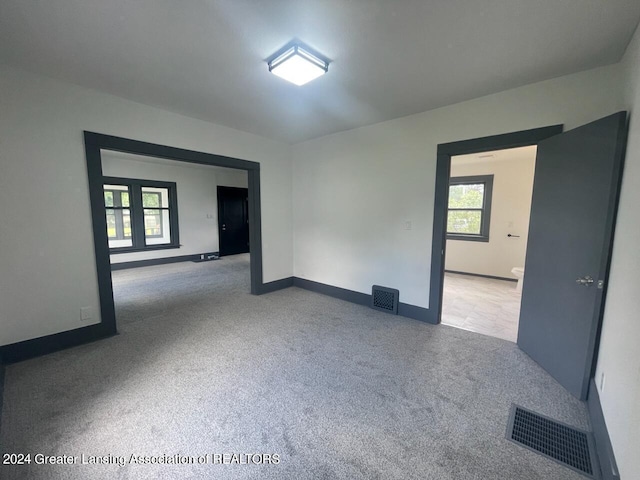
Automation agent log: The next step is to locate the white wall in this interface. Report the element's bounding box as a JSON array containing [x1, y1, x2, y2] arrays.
[[594, 24, 640, 478], [445, 147, 536, 279], [292, 64, 623, 308], [0, 63, 292, 346], [101, 152, 248, 264]]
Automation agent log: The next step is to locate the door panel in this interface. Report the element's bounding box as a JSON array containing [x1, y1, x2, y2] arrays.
[[518, 112, 627, 399], [218, 186, 249, 256]]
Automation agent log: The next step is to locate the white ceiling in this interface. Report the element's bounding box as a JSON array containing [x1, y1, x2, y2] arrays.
[[1, 1, 639, 144]]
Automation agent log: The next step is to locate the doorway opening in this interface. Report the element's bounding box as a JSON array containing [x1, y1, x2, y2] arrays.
[[441, 145, 537, 342], [84, 132, 266, 339], [100, 150, 251, 331], [428, 124, 562, 331]]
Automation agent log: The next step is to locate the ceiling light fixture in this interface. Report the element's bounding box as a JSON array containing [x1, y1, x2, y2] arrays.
[[268, 44, 329, 86]]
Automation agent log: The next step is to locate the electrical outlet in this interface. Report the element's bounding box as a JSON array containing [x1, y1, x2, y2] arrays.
[[80, 306, 93, 321], [599, 371, 606, 392], [405, 221, 412, 231]]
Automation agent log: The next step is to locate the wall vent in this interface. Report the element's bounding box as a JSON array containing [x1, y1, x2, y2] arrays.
[[506, 404, 599, 478], [371, 286, 399, 314]]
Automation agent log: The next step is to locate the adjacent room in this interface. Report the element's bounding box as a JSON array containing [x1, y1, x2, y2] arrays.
[[102, 151, 251, 330], [442, 146, 536, 342], [1, 1, 639, 479]]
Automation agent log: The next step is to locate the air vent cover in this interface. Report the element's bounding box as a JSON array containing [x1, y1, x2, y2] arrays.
[[507, 405, 599, 478], [371, 286, 399, 314]]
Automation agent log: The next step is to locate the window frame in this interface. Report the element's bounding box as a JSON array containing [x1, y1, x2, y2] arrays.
[[103, 176, 180, 254], [104, 188, 132, 240], [141, 190, 166, 239], [446, 174, 494, 242]]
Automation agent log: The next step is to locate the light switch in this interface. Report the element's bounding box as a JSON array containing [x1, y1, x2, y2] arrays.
[[80, 307, 93, 321]]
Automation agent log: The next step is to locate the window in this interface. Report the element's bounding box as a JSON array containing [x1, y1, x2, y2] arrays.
[[103, 177, 179, 252], [447, 175, 493, 242], [104, 185, 132, 247]]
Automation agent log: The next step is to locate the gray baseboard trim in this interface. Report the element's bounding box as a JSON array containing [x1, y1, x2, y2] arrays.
[[111, 254, 201, 270], [293, 277, 435, 324], [258, 277, 294, 294], [587, 380, 620, 480], [445, 270, 517, 283], [0, 323, 116, 364], [293, 277, 370, 306], [398, 302, 433, 322]]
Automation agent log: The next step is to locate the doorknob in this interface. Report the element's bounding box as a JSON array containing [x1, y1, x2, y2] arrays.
[[576, 275, 594, 286]]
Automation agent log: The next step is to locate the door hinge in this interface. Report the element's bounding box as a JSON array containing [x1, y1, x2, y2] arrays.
[[597, 280, 605, 289]]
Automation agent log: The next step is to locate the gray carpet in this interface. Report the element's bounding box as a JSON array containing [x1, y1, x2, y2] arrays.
[[1, 254, 590, 479]]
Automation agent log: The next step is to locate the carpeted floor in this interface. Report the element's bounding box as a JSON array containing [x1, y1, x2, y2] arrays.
[[1, 254, 590, 479]]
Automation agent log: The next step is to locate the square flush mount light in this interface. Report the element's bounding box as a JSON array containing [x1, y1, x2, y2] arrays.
[[268, 44, 329, 86]]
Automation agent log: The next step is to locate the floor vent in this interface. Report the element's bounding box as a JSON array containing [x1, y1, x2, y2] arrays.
[[371, 286, 399, 314], [507, 405, 599, 478]]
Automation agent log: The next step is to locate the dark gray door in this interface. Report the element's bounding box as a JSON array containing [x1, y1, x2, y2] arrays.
[[217, 186, 249, 256], [518, 112, 627, 400]]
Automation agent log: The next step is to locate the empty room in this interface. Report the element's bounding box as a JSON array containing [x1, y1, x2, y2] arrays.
[[1, 2, 639, 479]]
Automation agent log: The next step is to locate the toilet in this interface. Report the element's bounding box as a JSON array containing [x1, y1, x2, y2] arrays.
[[511, 267, 525, 293]]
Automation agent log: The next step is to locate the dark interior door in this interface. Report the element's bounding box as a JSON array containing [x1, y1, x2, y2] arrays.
[[518, 112, 627, 400], [217, 186, 249, 256]]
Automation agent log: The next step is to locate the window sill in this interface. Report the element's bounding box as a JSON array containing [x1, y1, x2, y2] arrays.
[[446, 234, 489, 243], [109, 244, 181, 254]]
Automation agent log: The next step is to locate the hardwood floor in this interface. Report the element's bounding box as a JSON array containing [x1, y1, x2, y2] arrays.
[[441, 272, 521, 342]]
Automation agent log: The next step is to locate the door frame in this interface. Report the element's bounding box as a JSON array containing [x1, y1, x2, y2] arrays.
[[217, 186, 250, 256], [428, 125, 563, 325], [85, 132, 265, 338]]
